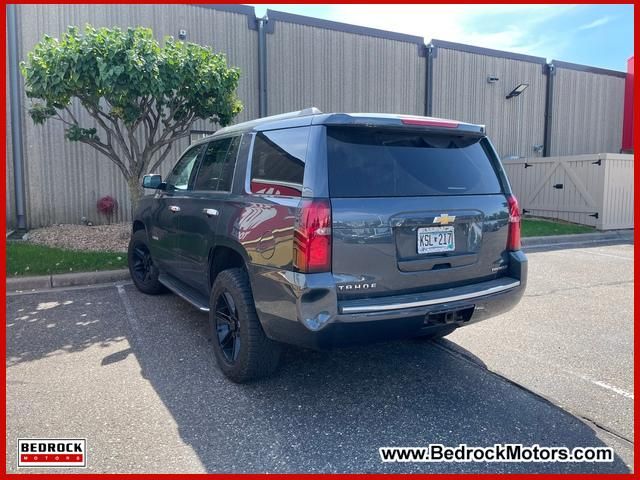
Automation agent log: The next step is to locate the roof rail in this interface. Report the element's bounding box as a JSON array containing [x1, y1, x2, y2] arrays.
[[215, 107, 322, 136], [263, 107, 322, 122]]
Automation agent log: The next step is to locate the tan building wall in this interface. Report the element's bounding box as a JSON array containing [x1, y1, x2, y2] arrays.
[[266, 11, 426, 116], [549, 63, 625, 157], [431, 42, 547, 161], [5, 6, 629, 228]]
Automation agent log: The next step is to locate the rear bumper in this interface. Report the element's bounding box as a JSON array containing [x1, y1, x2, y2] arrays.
[[252, 251, 527, 350]]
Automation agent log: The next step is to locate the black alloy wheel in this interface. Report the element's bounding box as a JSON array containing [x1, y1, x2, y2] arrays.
[[215, 290, 242, 363], [208, 268, 282, 382], [131, 243, 154, 284], [127, 229, 165, 295]]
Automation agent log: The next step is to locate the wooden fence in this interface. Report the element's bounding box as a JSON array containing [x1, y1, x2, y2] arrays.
[[503, 154, 634, 231]]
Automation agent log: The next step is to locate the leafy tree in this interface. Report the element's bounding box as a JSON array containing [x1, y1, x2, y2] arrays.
[[21, 25, 242, 211]]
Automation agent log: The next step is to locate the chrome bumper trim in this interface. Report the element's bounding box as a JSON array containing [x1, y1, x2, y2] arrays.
[[340, 281, 521, 314]]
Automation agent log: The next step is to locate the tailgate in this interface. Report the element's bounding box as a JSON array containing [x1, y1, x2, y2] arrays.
[[331, 195, 510, 298]]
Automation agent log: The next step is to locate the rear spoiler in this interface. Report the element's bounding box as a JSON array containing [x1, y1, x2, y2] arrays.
[[314, 113, 485, 136]]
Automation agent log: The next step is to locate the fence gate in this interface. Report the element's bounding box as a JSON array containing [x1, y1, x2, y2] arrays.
[[502, 154, 634, 230]]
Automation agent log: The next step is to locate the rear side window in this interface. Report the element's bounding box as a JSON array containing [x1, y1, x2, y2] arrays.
[[327, 127, 502, 197], [193, 137, 239, 192], [250, 127, 310, 197]]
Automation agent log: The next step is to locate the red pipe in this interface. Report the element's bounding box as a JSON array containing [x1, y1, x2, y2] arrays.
[[622, 55, 634, 153]]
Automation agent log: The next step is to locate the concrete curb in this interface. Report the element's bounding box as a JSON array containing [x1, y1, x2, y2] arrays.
[[7, 269, 130, 292], [5, 230, 633, 291], [522, 229, 633, 248]]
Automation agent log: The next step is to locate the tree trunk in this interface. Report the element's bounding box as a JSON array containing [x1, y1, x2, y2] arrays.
[[127, 177, 144, 218]]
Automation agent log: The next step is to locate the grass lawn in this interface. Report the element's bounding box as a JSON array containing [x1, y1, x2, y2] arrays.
[[521, 218, 594, 237], [7, 242, 127, 277]]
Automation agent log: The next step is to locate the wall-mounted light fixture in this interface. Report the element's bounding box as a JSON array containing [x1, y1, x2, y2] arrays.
[[487, 75, 499, 84], [178, 29, 187, 40], [506, 83, 529, 99]]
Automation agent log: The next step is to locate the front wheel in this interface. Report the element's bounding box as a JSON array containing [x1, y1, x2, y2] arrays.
[[127, 229, 166, 295], [209, 268, 281, 383]]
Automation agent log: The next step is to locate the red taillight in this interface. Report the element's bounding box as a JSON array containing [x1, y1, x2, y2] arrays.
[[401, 117, 459, 128], [507, 195, 521, 251], [293, 199, 332, 273]]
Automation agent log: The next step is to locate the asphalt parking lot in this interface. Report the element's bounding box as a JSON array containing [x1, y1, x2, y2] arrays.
[[6, 243, 634, 473]]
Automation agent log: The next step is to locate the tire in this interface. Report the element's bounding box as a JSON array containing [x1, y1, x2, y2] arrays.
[[127, 229, 166, 295], [209, 268, 281, 383]]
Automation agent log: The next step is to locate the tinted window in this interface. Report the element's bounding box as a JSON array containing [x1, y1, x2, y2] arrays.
[[327, 127, 502, 197], [250, 127, 310, 197], [218, 136, 241, 191], [165, 145, 203, 191], [193, 136, 240, 192]]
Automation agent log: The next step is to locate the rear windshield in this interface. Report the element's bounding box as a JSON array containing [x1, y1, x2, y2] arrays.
[[327, 127, 503, 197]]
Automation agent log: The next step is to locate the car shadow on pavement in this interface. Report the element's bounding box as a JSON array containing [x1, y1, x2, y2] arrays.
[[5, 285, 630, 474], [121, 286, 629, 474]]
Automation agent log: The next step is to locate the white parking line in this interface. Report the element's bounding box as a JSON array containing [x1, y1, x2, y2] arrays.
[[450, 341, 635, 402], [592, 380, 635, 400], [523, 353, 635, 401], [511, 348, 635, 401], [116, 284, 143, 345]]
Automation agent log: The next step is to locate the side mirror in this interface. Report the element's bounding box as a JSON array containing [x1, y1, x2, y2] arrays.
[[142, 174, 163, 190]]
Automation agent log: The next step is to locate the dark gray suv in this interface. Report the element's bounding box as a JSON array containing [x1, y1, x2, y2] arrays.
[[128, 108, 527, 382]]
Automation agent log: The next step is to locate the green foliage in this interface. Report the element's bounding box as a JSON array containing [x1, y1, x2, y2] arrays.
[[66, 125, 98, 141], [21, 25, 243, 135], [20, 25, 242, 211]]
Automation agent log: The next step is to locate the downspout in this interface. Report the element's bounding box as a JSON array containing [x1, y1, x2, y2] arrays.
[[257, 15, 268, 118], [424, 43, 435, 117], [8, 4, 27, 230], [542, 62, 555, 157]]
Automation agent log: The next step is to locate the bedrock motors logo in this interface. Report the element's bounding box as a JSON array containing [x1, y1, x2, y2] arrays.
[[18, 439, 86, 468]]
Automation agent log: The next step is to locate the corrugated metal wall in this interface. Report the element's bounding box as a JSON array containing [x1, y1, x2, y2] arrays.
[[266, 13, 425, 116], [431, 42, 547, 161], [549, 64, 625, 156], [10, 4, 258, 227], [6, 6, 629, 229]]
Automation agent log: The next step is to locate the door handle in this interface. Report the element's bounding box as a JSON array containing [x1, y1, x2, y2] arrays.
[[169, 205, 181, 212], [203, 208, 219, 217]]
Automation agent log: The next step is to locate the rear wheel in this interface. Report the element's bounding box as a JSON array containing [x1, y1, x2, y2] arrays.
[[209, 268, 281, 383], [128, 229, 165, 295]]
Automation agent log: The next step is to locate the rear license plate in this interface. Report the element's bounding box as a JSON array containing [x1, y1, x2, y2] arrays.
[[417, 226, 455, 254]]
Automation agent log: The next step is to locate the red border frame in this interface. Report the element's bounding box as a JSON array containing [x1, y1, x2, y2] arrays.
[[1, 1, 637, 478]]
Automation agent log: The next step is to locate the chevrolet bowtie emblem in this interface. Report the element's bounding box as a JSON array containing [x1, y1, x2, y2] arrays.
[[434, 213, 456, 225]]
